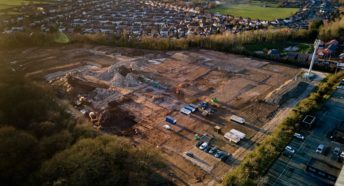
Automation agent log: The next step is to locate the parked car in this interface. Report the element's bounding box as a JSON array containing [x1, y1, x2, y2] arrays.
[[316, 144, 325, 154], [214, 151, 224, 158], [199, 142, 208, 150], [293, 133, 304, 140], [185, 151, 193, 157], [333, 147, 341, 157], [220, 153, 230, 162], [209, 147, 218, 155], [283, 146, 295, 158], [204, 145, 211, 152], [196, 141, 203, 148], [341, 152, 344, 159], [285, 146, 295, 154]]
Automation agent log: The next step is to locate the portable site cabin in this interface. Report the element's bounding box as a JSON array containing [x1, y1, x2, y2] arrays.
[[185, 105, 196, 112], [230, 115, 245, 124], [189, 104, 198, 110], [165, 116, 176, 124], [180, 107, 191, 115], [229, 129, 246, 139], [224, 132, 240, 143]]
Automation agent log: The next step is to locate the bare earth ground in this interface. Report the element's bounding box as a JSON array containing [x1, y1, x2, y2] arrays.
[[2, 44, 324, 185]]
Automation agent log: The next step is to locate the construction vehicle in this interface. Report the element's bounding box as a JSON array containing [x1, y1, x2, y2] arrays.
[[201, 97, 220, 108], [175, 83, 189, 95]]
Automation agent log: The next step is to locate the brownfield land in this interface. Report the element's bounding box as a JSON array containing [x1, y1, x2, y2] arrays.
[[2, 44, 320, 185]]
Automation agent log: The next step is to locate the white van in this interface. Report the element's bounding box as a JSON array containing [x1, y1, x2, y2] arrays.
[[230, 115, 245, 124]]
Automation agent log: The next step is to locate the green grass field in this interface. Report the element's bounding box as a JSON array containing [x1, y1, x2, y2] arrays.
[[0, 0, 51, 10], [210, 1, 298, 21], [0, 0, 27, 10], [244, 41, 311, 54]]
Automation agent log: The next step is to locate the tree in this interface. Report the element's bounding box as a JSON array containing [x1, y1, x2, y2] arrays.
[[0, 127, 40, 186], [39, 135, 168, 186], [39, 130, 73, 159]]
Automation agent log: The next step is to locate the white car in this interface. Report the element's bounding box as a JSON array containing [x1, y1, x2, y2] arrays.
[[316, 144, 325, 154], [285, 146, 295, 154], [163, 125, 171, 130], [199, 142, 208, 150], [293, 133, 304, 140]]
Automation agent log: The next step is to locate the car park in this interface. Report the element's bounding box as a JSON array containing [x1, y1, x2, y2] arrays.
[[293, 133, 305, 140], [199, 142, 208, 150], [196, 143, 231, 162], [266, 88, 344, 185], [316, 144, 325, 154]]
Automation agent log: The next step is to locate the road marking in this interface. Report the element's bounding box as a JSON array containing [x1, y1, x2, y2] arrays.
[[272, 139, 306, 186]]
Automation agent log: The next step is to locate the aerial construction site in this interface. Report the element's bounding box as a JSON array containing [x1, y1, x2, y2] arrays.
[[8, 44, 317, 185]]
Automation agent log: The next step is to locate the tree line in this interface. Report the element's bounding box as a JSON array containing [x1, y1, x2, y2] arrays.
[[319, 14, 344, 42], [0, 28, 312, 52], [0, 60, 169, 186]]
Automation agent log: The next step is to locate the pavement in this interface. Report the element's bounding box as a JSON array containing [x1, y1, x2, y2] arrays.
[[266, 88, 344, 186]]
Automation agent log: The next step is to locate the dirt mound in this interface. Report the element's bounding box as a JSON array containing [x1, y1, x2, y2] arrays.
[[93, 64, 139, 87], [279, 82, 310, 105]]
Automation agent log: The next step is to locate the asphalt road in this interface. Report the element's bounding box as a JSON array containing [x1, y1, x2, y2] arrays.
[[266, 88, 344, 186]]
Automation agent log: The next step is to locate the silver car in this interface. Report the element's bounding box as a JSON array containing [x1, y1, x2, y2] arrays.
[[293, 133, 304, 140], [285, 146, 295, 154]]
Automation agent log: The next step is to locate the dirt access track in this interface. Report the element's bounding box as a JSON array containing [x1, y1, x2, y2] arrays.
[[3, 44, 315, 185]]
